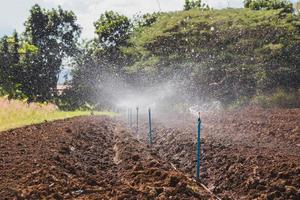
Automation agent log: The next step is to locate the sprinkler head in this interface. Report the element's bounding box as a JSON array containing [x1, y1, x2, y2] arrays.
[[198, 112, 201, 122]]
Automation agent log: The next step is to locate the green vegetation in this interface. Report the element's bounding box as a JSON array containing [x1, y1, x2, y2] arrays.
[[253, 89, 300, 108], [94, 11, 131, 47], [0, 97, 114, 132], [244, 0, 294, 13], [0, 4, 80, 102], [1, 2, 299, 110], [184, 0, 210, 10], [122, 8, 299, 106]]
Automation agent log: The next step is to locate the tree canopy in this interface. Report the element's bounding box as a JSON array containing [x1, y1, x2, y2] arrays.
[[184, 0, 209, 10], [244, 0, 294, 12], [1, 3, 299, 109], [0, 4, 81, 102], [94, 11, 131, 48]]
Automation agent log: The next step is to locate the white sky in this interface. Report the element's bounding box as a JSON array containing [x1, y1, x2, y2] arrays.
[[1, 0, 297, 39]]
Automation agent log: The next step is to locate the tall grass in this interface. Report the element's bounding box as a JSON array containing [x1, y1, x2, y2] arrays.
[[0, 97, 114, 132]]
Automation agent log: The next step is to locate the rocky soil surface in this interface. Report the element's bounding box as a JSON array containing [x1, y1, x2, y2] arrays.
[[0, 116, 213, 200]]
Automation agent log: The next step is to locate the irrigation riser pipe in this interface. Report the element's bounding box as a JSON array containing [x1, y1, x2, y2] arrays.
[[148, 108, 153, 145], [197, 114, 202, 180], [136, 107, 139, 135]]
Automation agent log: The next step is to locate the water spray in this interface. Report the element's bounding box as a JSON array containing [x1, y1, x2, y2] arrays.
[[196, 112, 202, 180]]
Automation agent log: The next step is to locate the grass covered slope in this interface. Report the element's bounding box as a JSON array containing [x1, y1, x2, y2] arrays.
[[125, 8, 300, 106], [0, 97, 114, 132]]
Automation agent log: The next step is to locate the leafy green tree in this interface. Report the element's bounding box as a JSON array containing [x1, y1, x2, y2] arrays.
[[60, 41, 117, 110], [0, 36, 9, 95], [244, 0, 252, 8], [23, 4, 81, 101], [133, 13, 160, 28], [244, 0, 294, 13], [184, 0, 192, 10], [0, 33, 23, 99], [184, 0, 209, 10], [63, 11, 133, 110], [94, 11, 131, 48], [12, 31, 20, 65]]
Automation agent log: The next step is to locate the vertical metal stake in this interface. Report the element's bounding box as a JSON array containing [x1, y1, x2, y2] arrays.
[[196, 113, 202, 180], [136, 107, 139, 134], [130, 108, 132, 128], [127, 108, 130, 127], [148, 108, 152, 145]]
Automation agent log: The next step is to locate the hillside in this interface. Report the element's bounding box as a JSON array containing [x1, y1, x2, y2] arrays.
[[124, 8, 300, 106]]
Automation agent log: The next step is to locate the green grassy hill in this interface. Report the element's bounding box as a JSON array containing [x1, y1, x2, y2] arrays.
[[124, 8, 300, 106]]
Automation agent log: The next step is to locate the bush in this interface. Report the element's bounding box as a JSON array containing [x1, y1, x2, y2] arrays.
[[0, 87, 7, 96], [253, 89, 300, 108]]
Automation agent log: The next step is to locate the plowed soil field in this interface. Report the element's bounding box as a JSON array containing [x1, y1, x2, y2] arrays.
[[1, 107, 299, 200], [0, 117, 213, 200], [138, 107, 300, 200]]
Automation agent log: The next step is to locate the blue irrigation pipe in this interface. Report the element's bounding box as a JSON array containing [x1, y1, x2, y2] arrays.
[[136, 107, 139, 134], [196, 113, 202, 180], [130, 108, 132, 128], [127, 108, 130, 126], [148, 108, 152, 145]]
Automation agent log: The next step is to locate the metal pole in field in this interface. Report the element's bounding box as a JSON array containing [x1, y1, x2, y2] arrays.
[[136, 107, 139, 134], [127, 108, 130, 126], [196, 112, 202, 180], [130, 108, 132, 128], [148, 108, 152, 145]]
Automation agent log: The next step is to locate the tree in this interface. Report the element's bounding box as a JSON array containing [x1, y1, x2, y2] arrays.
[[23, 4, 81, 101], [0, 36, 10, 95], [133, 13, 160, 28], [62, 11, 133, 110], [0, 33, 23, 99], [244, 0, 294, 13], [94, 11, 131, 48], [184, 0, 192, 10], [60, 41, 119, 110], [244, 0, 252, 8], [12, 31, 19, 65], [184, 0, 209, 10]]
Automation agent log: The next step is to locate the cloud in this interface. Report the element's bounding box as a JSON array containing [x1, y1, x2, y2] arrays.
[[40, 0, 245, 38], [41, 0, 183, 38], [1, 0, 245, 39], [205, 0, 243, 8]]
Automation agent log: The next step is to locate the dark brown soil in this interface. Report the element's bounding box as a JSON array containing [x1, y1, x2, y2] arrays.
[[0, 116, 213, 200], [137, 107, 300, 200], [1, 107, 299, 200]]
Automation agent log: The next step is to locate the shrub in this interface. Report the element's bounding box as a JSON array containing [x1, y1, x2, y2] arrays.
[[253, 89, 300, 108]]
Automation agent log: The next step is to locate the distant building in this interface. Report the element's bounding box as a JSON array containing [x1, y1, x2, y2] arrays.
[[57, 85, 70, 95]]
